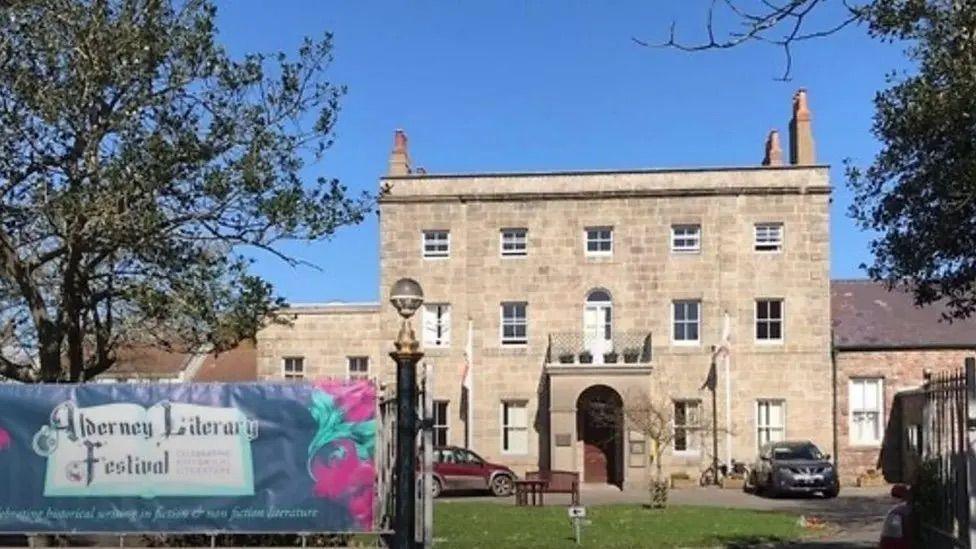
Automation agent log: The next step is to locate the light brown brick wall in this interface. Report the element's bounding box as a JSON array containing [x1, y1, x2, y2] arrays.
[[834, 348, 976, 485]]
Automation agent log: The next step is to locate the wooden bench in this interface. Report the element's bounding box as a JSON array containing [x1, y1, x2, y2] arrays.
[[524, 470, 580, 505]]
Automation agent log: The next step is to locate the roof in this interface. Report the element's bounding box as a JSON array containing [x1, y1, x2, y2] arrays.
[[189, 340, 257, 382], [381, 163, 831, 181], [106, 346, 194, 378], [832, 280, 976, 350]]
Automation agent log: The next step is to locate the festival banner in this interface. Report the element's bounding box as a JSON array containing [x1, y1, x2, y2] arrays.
[[0, 380, 377, 533]]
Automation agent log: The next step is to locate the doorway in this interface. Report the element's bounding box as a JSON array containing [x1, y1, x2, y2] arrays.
[[576, 384, 624, 487], [583, 289, 612, 364]]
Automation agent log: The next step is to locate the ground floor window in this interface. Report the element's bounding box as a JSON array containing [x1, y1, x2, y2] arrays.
[[757, 399, 785, 448], [849, 377, 884, 445], [673, 399, 701, 452], [283, 356, 305, 379], [501, 400, 528, 454], [433, 400, 449, 447]]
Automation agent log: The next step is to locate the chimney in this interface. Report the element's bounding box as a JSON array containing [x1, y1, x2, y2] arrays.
[[762, 129, 783, 166], [388, 129, 411, 176], [789, 89, 815, 165]]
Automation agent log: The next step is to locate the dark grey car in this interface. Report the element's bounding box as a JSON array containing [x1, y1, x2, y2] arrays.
[[749, 440, 839, 498]]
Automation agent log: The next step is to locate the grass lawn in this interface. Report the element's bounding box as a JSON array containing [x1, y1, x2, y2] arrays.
[[432, 502, 805, 548]]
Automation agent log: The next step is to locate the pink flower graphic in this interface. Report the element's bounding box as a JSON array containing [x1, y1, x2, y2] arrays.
[[312, 439, 375, 530], [0, 426, 10, 452], [313, 380, 376, 422]]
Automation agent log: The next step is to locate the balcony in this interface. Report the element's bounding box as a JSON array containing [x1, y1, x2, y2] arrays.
[[544, 331, 652, 374]]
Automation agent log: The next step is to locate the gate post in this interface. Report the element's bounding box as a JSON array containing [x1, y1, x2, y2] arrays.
[[389, 279, 424, 549], [965, 356, 975, 549]]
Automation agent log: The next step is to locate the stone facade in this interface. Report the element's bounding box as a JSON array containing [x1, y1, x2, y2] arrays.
[[833, 349, 976, 485]]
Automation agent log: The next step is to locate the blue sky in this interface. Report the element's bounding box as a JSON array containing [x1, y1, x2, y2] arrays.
[[216, 2, 912, 304]]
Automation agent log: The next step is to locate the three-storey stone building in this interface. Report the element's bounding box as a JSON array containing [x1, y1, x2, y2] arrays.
[[257, 90, 832, 488]]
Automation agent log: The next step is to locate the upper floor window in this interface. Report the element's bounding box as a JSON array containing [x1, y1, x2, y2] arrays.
[[671, 224, 701, 253], [422, 230, 450, 259], [283, 356, 305, 379], [422, 303, 451, 348], [672, 300, 701, 344], [755, 223, 783, 252], [585, 227, 613, 256], [433, 400, 449, 446], [850, 378, 884, 445], [500, 302, 528, 345], [755, 299, 784, 343], [500, 228, 528, 257], [347, 356, 369, 381]]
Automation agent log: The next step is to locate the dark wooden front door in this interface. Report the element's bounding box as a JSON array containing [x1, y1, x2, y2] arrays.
[[577, 385, 624, 486], [583, 441, 608, 483]]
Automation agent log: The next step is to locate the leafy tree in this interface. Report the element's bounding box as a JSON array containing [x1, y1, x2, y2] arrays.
[[0, 0, 370, 382], [646, 1, 976, 318]]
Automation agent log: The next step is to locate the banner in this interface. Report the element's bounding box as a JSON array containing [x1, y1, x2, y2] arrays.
[[0, 380, 377, 533]]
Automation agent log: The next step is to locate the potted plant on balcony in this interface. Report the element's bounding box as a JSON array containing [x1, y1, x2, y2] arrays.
[[622, 347, 641, 364], [578, 350, 593, 364], [604, 350, 619, 364], [558, 352, 575, 364]]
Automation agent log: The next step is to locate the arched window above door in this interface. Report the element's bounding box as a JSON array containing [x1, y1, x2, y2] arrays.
[[586, 289, 612, 303]]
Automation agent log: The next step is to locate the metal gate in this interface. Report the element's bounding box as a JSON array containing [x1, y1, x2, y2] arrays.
[[920, 357, 976, 547]]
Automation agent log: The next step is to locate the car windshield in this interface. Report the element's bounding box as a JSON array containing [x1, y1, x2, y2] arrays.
[[771, 444, 823, 461]]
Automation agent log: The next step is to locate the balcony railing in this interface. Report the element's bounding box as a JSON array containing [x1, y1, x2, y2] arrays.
[[545, 331, 652, 365]]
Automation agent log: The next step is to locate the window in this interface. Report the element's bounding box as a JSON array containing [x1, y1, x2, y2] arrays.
[[500, 228, 528, 257], [422, 230, 450, 258], [756, 299, 784, 342], [755, 223, 783, 252], [283, 357, 305, 379], [673, 400, 701, 452], [672, 300, 701, 344], [422, 303, 451, 347], [500, 302, 527, 345], [850, 378, 884, 445], [585, 227, 613, 255], [757, 400, 786, 448], [671, 224, 701, 253], [501, 400, 528, 454], [433, 401, 449, 446], [347, 356, 369, 381]]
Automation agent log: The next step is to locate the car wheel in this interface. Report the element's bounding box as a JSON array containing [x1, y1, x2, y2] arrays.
[[823, 485, 839, 499], [765, 477, 779, 498], [490, 474, 514, 497], [430, 477, 443, 499]]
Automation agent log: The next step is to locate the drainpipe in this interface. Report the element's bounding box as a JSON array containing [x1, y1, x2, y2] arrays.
[[830, 330, 839, 470]]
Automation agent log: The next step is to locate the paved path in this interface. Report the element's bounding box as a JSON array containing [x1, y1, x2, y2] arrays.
[[442, 485, 894, 547]]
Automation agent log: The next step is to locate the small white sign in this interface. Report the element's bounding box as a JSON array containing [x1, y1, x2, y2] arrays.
[[568, 505, 586, 518]]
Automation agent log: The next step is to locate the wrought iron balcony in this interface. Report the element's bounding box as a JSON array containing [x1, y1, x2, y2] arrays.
[[545, 332, 652, 366]]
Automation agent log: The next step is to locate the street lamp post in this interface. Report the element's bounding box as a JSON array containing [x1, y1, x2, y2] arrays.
[[389, 278, 424, 549]]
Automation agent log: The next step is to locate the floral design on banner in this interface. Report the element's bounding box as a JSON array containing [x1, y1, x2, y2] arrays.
[[0, 425, 10, 452], [307, 380, 376, 530]]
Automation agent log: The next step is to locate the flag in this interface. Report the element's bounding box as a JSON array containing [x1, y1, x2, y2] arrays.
[[701, 358, 717, 391], [460, 319, 473, 447], [703, 312, 732, 391]]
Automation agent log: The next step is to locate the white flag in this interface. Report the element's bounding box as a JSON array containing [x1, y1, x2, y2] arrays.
[[462, 319, 473, 390]]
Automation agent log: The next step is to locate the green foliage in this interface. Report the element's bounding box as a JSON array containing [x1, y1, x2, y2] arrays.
[[848, 0, 976, 319], [0, 0, 371, 381], [911, 458, 942, 544], [434, 502, 803, 548]]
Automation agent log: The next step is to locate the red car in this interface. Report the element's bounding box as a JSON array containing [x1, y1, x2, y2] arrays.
[[430, 446, 517, 498]]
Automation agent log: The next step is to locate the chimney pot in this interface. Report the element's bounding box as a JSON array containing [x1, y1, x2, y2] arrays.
[[387, 129, 411, 176], [789, 89, 816, 165], [763, 129, 783, 166]]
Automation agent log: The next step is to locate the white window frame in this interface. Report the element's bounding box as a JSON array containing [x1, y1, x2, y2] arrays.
[[671, 300, 701, 346], [282, 356, 305, 380], [500, 400, 529, 455], [422, 303, 451, 348], [756, 399, 786, 449], [422, 230, 450, 259], [346, 356, 369, 381], [755, 299, 784, 344], [849, 378, 884, 446], [584, 226, 613, 257], [433, 400, 449, 447], [672, 399, 702, 454], [500, 228, 528, 257], [755, 223, 784, 253], [671, 224, 701, 253], [500, 302, 528, 346]]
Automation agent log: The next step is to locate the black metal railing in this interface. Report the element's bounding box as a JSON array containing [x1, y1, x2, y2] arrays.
[[545, 332, 652, 365]]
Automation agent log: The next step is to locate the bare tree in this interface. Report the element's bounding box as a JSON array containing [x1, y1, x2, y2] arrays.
[[636, 1, 867, 80]]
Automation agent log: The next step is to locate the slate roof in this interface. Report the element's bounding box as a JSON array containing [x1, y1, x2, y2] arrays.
[[831, 280, 976, 350], [104, 341, 256, 381]]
